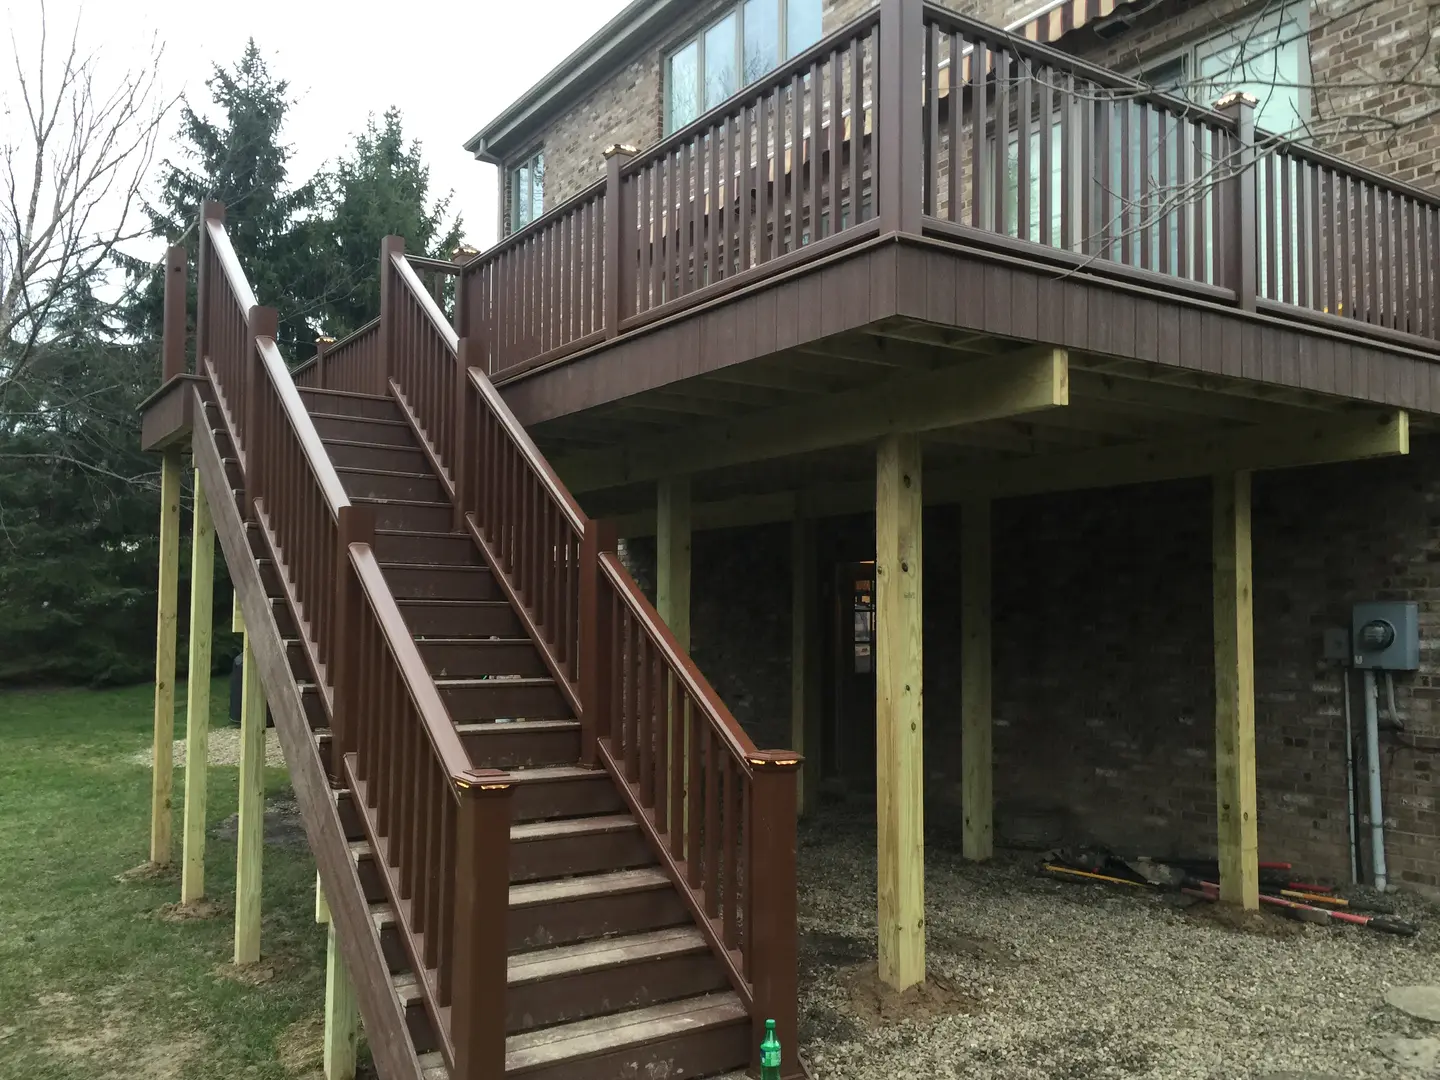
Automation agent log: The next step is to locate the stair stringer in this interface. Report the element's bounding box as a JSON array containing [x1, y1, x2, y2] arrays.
[[191, 383, 428, 1080]]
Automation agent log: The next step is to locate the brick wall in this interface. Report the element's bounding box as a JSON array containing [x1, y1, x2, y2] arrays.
[[626, 439, 1440, 890]]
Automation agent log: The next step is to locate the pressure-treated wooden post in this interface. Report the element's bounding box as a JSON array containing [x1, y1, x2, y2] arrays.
[[150, 447, 183, 866], [790, 516, 821, 816], [450, 770, 512, 1080], [961, 497, 993, 862], [331, 505, 374, 772], [1218, 92, 1258, 312], [181, 469, 216, 902], [875, 433, 924, 991], [1213, 470, 1259, 910], [234, 629, 266, 964], [747, 752, 803, 1079], [162, 244, 188, 380], [656, 477, 692, 651], [378, 235, 406, 393], [603, 145, 636, 338], [244, 305, 278, 522], [877, 0, 925, 236], [323, 923, 360, 1080], [578, 518, 618, 767]]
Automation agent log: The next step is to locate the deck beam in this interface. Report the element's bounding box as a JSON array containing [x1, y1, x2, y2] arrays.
[[150, 447, 182, 866], [1213, 471, 1260, 910], [556, 348, 1069, 494], [234, 630, 266, 964], [875, 434, 925, 991], [961, 497, 993, 862], [181, 469, 216, 903]]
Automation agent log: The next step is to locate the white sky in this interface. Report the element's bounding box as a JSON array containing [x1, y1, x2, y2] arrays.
[[5, 0, 629, 256]]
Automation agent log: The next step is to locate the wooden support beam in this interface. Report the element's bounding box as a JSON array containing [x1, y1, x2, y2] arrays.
[[1213, 471, 1259, 910], [232, 590, 244, 634], [875, 434, 924, 992], [181, 470, 215, 903], [234, 631, 265, 964], [324, 923, 360, 1080], [315, 873, 330, 925], [556, 348, 1069, 493], [150, 447, 182, 866], [961, 497, 993, 862], [791, 516, 821, 816], [656, 477, 692, 650]]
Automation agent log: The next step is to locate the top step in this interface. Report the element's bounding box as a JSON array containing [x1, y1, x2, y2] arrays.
[[297, 386, 402, 420]]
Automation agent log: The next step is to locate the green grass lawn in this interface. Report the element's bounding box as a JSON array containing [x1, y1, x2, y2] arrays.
[[0, 680, 343, 1079]]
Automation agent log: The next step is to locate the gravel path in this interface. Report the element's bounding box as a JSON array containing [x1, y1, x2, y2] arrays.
[[797, 805, 1440, 1079], [130, 727, 286, 769]]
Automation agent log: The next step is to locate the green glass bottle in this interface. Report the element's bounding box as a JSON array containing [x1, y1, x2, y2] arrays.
[[760, 1018, 782, 1080]]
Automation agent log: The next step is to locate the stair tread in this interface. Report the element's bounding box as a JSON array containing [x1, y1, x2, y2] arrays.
[[510, 814, 638, 842], [506, 765, 605, 784], [437, 676, 556, 688], [310, 412, 408, 426], [454, 719, 578, 734], [381, 562, 489, 572], [507, 926, 707, 985], [504, 992, 746, 1069], [337, 466, 436, 480], [301, 387, 393, 402], [510, 867, 671, 908], [353, 497, 449, 508], [375, 528, 468, 538]]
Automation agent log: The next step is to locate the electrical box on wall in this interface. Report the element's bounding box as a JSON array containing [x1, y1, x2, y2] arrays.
[[1351, 601, 1419, 671]]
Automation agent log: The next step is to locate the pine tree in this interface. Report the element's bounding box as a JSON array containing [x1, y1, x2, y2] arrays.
[[309, 108, 463, 340]]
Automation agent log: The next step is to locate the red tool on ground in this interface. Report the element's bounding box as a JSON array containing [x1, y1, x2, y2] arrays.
[[1185, 883, 1416, 936]]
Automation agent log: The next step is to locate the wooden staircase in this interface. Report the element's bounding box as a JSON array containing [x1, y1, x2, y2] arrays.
[[179, 203, 801, 1080]]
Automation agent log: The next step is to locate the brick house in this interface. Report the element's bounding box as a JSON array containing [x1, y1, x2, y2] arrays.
[[458, 0, 1440, 995]]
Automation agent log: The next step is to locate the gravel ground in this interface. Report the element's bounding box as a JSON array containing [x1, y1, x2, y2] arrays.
[[796, 804, 1440, 1080], [131, 727, 285, 769]]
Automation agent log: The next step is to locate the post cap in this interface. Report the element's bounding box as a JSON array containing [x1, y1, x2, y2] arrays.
[[454, 767, 511, 794], [316, 335, 336, 345], [747, 750, 805, 768], [1213, 90, 1258, 110], [604, 144, 639, 158]]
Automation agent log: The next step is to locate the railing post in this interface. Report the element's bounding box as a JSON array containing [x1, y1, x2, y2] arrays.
[[603, 145, 636, 338], [746, 751, 803, 1079], [453, 337, 474, 533], [195, 201, 225, 374], [452, 244, 479, 341], [244, 305, 278, 522], [377, 235, 406, 395], [314, 335, 333, 390], [1218, 92, 1258, 312], [162, 244, 188, 381], [450, 769, 511, 1080], [578, 518, 618, 767], [331, 505, 375, 776], [877, 0, 925, 236]]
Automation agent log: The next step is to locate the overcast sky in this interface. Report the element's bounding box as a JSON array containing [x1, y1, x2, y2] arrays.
[[5, 0, 629, 257]]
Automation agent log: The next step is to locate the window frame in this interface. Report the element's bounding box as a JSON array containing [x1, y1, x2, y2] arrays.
[[663, 0, 822, 135], [508, 146, 546, 234]]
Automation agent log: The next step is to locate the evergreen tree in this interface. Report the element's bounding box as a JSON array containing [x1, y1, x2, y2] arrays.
[[309, 108, 463, 340], [120, 40, 318, 356]]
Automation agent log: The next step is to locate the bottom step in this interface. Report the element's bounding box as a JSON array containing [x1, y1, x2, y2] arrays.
[[506, 992, 749, 1079]]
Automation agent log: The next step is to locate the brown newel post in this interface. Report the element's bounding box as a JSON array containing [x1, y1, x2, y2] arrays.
[[196, 201, 225, 372], [454, 337, 475, 533], [244, 304, 278, 522], [1217, 91, 1258, 312], [330, 504, 375, 777], [603, 144, 637, 338], [378, 235, 406, 395], [314, 335, 334, 390], [746, 750, 803, 1079], [877, 0, 924, 236], [449, 769, 512, 1080], [578, 518, 619, 766], [162, 244, 188, 380]]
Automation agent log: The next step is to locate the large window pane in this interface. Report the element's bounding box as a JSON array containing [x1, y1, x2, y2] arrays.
[[705, 13, 739, 110], [743, 0, 779, 81], [511, 151, 544, 231], [786, 0, 822, 57], [669, 39, 700, 132]]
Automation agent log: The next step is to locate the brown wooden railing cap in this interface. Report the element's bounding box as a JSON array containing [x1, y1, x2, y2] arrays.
[[454, 768, 512, 794], [747, 751, 805, 769]]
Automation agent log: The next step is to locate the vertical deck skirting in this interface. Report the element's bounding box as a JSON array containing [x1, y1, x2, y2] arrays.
[[875, 433, 925, 990], [1213, 471, 1260, 909], [151, 447, 182, 866], [961, 497, 994, 862], [182, 470, 216, 902]]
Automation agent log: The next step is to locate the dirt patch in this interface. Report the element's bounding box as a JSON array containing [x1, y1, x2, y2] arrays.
[[115, 862, 174, 884], [156, 900, 227, 923], [276, 1015, 325, 1075], [931, 929, 1023, 968], [211, 789, 309, 848], [213, 955, 295, 987], [837, 962, 977, 1026], [37, 994, 204, 1080], [1186, 899, 1307, 937]]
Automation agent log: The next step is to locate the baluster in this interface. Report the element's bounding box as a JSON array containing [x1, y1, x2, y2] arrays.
[[723, 755, 738, 948], [578, 520, 617, 766], [638, 635, 653, 805], [686, 701, 703, 886], [704, 727, 719, 918], [669, 679, 686, 858]]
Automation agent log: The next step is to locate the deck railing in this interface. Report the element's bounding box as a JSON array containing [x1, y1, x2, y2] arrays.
[[293, 319, 381, 394], [452, 0, 1438, 381], [384, 236, 804, 1079], [197, 204, 512, 1080]]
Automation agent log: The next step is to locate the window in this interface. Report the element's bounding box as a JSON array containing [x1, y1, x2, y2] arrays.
[[509, 149, 545, 232], [666, 0, 823, 133]]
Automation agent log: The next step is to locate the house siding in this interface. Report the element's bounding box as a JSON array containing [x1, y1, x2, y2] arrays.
[[623, 441, 1440, 891]]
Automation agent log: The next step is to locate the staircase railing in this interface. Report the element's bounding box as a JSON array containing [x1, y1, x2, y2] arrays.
[[197, 203, 512, 1080], [382, 238, 804, 1078], [293, 318, 381, 394]]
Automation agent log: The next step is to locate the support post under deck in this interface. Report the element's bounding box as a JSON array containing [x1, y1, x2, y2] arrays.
[[234, 630, 266, 964], [181, 469, 216, 902], [961, 497, 993, 862], [150, 447, 182, 866]]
